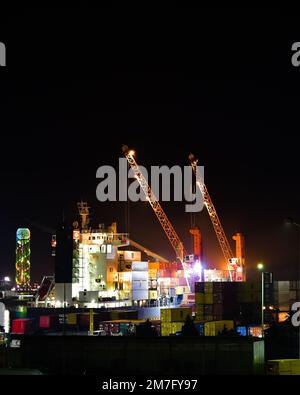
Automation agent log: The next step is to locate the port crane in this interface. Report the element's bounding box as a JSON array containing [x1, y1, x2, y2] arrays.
[[189, 153, 245, 281], [122, 145, 194, 293]]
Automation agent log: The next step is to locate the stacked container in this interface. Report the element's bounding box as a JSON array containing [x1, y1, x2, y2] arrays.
[[160, 307, 192, 336], [195, 282, 241, 322]]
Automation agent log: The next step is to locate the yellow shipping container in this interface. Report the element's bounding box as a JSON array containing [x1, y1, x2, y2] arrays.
[[67, 313, 77, 325], [148, 269, 157, 279], [161, 322, 184, 336], [149, 290, 158, 299], [204, 320, 234, 336], [267, 359, 300, 375], [204, 294, 213, 304], [175, 286, 184, 295], [203, 315, 213, 322], [160, 307, 192, 323], [195, 292, 204, 304], [148, 262, 160, 270]]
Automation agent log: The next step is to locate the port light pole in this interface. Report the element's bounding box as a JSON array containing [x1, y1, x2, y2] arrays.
[[257, 263, 264, 338]]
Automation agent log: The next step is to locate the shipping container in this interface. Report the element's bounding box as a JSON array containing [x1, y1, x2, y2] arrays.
[[195, 293, 204, 304], [148, 290, 158, 299], [267, 359, 300, 375], [11, 318, 36, 334], [204, 294, 213, 304], [161, 321, 184, 336], [196, 303, 204, 314], [248, 326, 263, 338], [66, 313, 77, 325], [39, 315, 59, 329], [204, 305, 213, 315], [194, 322, 204, 336], [236, 326, 247, 337], [213, 315, 223, 321], [204, 283, 213, 293], [194, 282, 205, 293], [211, 282, 223, 293], [110, 310, 138, 321], [213, 304, 223, 315], [14, 306, 27, 319], [160, 307, 192, 323], [148, 262, 159, 270], [213, 293, 223, 304], [204, 320, 234, 336]]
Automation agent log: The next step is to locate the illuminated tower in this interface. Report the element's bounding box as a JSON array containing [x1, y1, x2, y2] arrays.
[[16, 228, 31, 288]]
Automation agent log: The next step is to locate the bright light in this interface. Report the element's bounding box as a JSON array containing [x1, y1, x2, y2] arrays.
[[129, 150, 135, 156], [55, 300, 61, 308], [236, 267, 243, 273], [257, 263, 264, 270], [4, 276, 10, 282], [193, 260, 202, 274]]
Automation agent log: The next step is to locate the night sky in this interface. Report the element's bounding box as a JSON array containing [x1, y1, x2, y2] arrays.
[[0, 8, 300, 282]]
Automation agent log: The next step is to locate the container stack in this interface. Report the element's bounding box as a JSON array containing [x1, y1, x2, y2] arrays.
[[160, 307, 192, 336], [195, 282, 205, 321], [237, 281, 261, 304], [195, 282, 239, 321]]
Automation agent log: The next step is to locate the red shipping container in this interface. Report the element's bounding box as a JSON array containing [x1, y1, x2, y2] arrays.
[[39, 315, 58, 329], [12, 318, 32, 334]]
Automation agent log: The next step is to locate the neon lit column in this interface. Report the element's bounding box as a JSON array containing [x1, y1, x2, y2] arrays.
[[16, 228, 31, 288]]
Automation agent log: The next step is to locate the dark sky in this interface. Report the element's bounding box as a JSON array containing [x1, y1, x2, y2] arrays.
[[0, 8, 300, 282]]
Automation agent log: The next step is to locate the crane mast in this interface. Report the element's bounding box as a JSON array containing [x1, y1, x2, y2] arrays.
[[122, 145, 192, 291], [189, 154, 235, 281]]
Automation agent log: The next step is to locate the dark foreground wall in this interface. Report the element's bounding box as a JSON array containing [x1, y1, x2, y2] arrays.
[[1, 336, 264, 375]]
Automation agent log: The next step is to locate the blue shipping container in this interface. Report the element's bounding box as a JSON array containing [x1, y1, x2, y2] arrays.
[[236, 326, 247, 336]]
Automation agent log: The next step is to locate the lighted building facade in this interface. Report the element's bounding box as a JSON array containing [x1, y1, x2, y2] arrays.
[[15, 228, 31, 289]]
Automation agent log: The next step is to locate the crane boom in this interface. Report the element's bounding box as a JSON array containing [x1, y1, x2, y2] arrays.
[[122, 145, 192, 292], [189, 154, 234, 281], [123, 146, 187, 262], [129, 239, 169, 263]]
